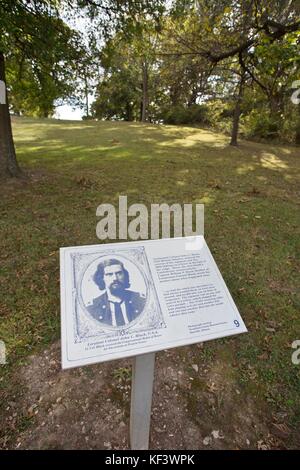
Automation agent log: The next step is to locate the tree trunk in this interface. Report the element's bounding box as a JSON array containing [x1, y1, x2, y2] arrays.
[[84, 72, 89, 117], [269, 93, 284, 116], [170, 85, 180, 107], [296, 102, 300, 145], [0, 51, 21, 178], [141, 61, 148, 123], [187, 87, 198, 107], [230, 72, 245, 146], [125, 102, 133, 121]]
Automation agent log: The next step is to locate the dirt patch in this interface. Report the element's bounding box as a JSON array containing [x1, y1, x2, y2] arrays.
[[0, 341, 289, 450]]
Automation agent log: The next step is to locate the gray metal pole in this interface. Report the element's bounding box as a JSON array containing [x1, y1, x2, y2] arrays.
[[130, 352, 156, 450]]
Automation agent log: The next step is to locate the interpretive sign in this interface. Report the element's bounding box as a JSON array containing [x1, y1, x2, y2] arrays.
[[60, 236, 247, 369]]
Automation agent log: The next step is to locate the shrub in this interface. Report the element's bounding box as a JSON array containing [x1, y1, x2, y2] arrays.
[[162, 104, 210, 125], [246, 109, 282, 139]]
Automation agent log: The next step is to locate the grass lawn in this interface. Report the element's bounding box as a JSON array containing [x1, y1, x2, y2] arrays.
[[0, 116, 300, 448]]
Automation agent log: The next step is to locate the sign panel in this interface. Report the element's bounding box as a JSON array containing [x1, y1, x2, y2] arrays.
[[60, 236, 247, 368]]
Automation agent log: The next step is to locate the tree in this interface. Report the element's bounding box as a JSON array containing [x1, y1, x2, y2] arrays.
[[1, 0, 166, 178], [6, 43, 79, 118], [0, 1, 83, 178], [0, 52, 20, 177], [156, 15, 214, 114], [92, 37, 142, 121], [165, 0, 300, 144], [239, 33, 300, 137], [92, 15, 215, 124], [92, 23, 161, 123], [78, 1, 166, 123]]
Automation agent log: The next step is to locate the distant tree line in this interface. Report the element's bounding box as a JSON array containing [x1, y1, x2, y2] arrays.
[[92, 1, 300, 148], [0, 0, 299, 178]]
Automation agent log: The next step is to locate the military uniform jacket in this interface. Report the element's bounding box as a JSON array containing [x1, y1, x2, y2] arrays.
[[87, 290, 146, 325]]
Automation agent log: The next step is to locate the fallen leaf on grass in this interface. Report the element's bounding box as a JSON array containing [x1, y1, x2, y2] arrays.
[[211, 430, 224, 439], [203, 436, 212, 446], [257, 440, 269, 450]]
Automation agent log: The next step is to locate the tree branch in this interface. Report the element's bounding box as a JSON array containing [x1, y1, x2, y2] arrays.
[[238, 52, 268, 93]]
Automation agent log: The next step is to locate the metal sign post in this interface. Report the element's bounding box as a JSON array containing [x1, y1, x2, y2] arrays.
[[0, 80, 6, 104], [130, 352, 156, 450]]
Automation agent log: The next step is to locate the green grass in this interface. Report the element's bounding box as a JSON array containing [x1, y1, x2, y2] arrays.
[[1, 116, 300, 443]]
